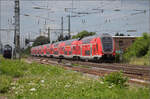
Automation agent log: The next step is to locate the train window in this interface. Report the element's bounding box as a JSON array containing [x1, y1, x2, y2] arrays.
[[54, 43, 59, 47], [82, 38, 92, 44], [101, 37, 113, 52], [69, 51, 72, 55], [54, 51, 58, 55], [96, 44, 98, 51], [65, 39, 77, 45], [85, 50, 90, 55], [65, 40, 73, 45], [50, 48, 53, 51], [46, 52, 49, 54], [65, 51, 67, 55], [73, 46, 76, 50]]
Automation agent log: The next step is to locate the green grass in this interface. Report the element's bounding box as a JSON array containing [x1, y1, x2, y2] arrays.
[[129, 57, 150, 66], [0, 75, 12, 93], [0, 57, 150, 99]]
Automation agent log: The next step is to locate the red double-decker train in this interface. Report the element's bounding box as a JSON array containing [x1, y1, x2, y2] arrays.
[[31, 33, 116, 62]]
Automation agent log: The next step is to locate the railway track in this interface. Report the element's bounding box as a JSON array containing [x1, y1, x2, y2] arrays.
[[27, 56, 150, 85]]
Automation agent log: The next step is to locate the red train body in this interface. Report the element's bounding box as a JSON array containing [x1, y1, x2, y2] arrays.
[[31, 33, 116, 62]]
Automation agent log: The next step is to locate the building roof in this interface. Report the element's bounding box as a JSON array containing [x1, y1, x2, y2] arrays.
[[112, 36, 141, 38]]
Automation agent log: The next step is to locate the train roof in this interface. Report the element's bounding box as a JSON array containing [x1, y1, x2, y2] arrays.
[[64, 39, 78, 45], [81, 33, 112, 40]]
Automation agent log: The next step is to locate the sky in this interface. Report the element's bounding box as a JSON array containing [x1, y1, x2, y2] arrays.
[[0, 0, 150, 48]]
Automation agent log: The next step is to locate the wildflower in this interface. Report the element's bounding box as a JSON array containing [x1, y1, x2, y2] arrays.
[[100, 81, 104, 84], [10, 82, 16, 85], [108, 86, 112, 88], [30, 88, 36, 91], [111, 83, 114, 87], [41, 80, 44, 83], [12, 86, 16, 89], [64, 84, 71, 88], [15, 91, 18, 94]]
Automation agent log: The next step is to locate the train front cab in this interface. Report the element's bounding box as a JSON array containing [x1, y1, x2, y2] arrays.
[[99, 34, 115, 62], [3, 45, 12, 59]]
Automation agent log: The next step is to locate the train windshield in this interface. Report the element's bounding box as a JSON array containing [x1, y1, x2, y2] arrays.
[[101, 37, 113, 52]]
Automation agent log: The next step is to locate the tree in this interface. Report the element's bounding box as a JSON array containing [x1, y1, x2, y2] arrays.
[[115, 33, 125, 36], [123, 33, 150, 61], [57, 34, 70, 42], [33, 36, 49, 46], [120, 33, 124, 36], [115, 32, 119, 36], [57, 34, 64, 41], [72, 30, 96, 39]]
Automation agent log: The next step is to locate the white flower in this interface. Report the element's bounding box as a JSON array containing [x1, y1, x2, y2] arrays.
[[111, 83, 114, 87], [30, 88, 36, 91], [41, 80, 44, 83], [12, 86, 16, 89], [64, 84, 71, 88], [108, 86, 112, 88], [15, 91, 18, 94], [100, 81, 104, 84]]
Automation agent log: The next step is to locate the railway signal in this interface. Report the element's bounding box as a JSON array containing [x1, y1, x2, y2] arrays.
[[14, 0, 20, 59]]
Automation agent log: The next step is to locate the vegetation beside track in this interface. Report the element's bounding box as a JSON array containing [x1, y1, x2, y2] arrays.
[[20, 47, 31, 58], [123, 33, 150, 66], [0, 57, 150, 99]]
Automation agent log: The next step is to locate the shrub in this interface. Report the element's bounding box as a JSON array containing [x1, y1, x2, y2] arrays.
[[102, 71, 128, 88], [0, 75, 12, 93], [145, 46, 150, 58], [123, 33, 150, 61], [21, 47, 31, 57], [72, 30, 96, 39]]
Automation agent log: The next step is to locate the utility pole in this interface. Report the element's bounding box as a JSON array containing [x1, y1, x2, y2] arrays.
[[61, 16, 63, 40], [68, 15, 71, 39], [149, 0, 150, 34], [0, 31, 2, 54], [39, 28, 41, 36], [28, 32, 30, 41], [14, 0, 20, 59], [48, 27, 50, 43]]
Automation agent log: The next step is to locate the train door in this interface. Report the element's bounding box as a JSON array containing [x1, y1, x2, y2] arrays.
[[59, 42, 65, 56], [39, 46, 42, 56], [53, 43, 59, 57], [46, 44, 50, 57], [82, 38, 92, 59], [49, 44, 53, 56], [43, 45, 47, 56], [72, 43, 76, 56], [92, 38, 99, 56]]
